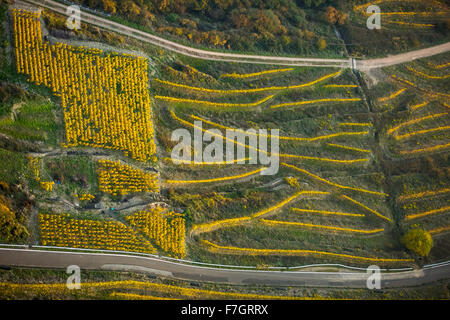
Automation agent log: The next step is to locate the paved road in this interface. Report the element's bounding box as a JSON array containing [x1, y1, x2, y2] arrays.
[[1, 248, 449, 288], [20, 0, 450, 69]]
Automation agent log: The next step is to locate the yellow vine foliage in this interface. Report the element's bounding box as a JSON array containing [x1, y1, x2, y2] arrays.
[[326, 143, 371, 153], [385, 20, 434, 28], [191, 114, 369, 142], [27, 157, 54, 191], [201, 240, 413, 263], [171, 111, 369, 164], [354, 0, 448, 16], [406, 66, 450, 79], [324, 84, 358, 88], [398, 188, 450, 202], [394, 125, 450, 140], [27, 156, 40, 181], [13, 9, 156, 161], [291, 208, 364, 217], [260, 219, 384, 234], [376, 12, 447, 16], [270, 98, 361, 109], [38, 213, 157, 253], [165, 167, 265, 184], [341, 195, 392, 222], [391, 75, 450, 98], [285, 177, 300, 189], [110, 292, 179, 300], [74, 194, 95, 201], [126, 207, 186, 258], [399, 142, 450, 155], [353, 0, 384, 11], [427, 61, 450, 69], [387, 112, 448, 135], [98, 159, 159, 196], [378, 88, 406, 102], [192, 190, 329, 234], [164, 157, 251, 165], [410, 101, 428, 111], [428, 225, 450, 235], [39, 181, 54, 192], [281, 162, 387, 196], [0, 280, 324, 300], [338, 122, 372, 127], [220, 68, 294, 79], [154, 70, 342, 94], [405, 206, 450, 220], [154, 94, 274, 107]]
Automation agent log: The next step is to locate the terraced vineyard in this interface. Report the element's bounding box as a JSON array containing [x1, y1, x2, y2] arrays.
[[369, 50, 450, 263], [0, 4, 448, 273], [345, 0, 450, 57], [154, 49, 412, 266]]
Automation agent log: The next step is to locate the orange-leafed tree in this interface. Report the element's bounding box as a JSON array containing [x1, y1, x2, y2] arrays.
[[323, 6, 347, 25]]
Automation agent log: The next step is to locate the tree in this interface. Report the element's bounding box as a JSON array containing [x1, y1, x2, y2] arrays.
[[0, 196, 29, 242], [120, 0, 141, 19], [317, 37, 327, 50], [102, 0, 116, 14], [323, 6, 347, 25], [402, 228, 433, 257]]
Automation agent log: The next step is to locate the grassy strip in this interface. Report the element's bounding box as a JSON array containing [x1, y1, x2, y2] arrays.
[[387, 112, 448, 135], [338, 122, 372, 127], [163, 157, 251, 165], [378, 88, 406, 103], [429, 225, 450, 235], [220, 68, 294, 79], [0, 280, 319, 300], [191, 115, 369, 142], [171, 111, 370, 164], [406, 66, 450, 79], [291, 208, 364, 217], [154, 71, 342, 94], [399, 142, 450, 155], [326, 143, 371, 154], [165, 167, 265, 184], [191, 191, 329, 234], [260, 219, 384, 234], [281, 163, 386, 196], [270, 98, 361, 109], [154, 94, 274, 108], [394, 126, 450, 140], [341, 195, 392, 223], [201, 240, 413, 263], [398, 188, 450, 201], [405, 206, 450, 220]]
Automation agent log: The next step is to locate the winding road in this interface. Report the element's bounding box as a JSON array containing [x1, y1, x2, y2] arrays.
[[1, 247, 449, 288], [19, 0, 450, 69]]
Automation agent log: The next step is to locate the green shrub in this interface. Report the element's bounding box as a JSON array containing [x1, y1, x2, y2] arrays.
[[402, 228, 433, 257]]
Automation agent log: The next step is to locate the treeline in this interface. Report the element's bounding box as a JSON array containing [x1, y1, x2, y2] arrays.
[[74, 0, 351, 55]]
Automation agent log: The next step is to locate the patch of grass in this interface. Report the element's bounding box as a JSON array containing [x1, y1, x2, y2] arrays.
[[0, 148, 30, 185], [43, 156, 98, 198]]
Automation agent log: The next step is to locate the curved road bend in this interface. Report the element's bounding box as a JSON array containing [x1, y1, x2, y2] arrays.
[[1, 248, 449, 288], [21, 0, 450, 69]]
